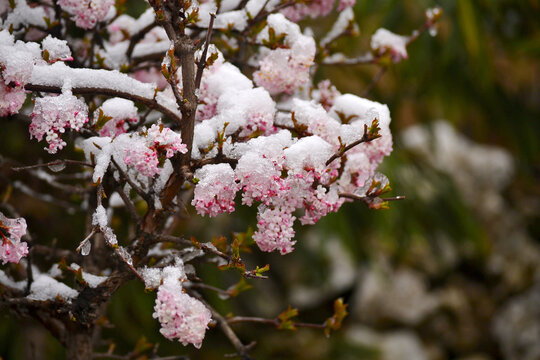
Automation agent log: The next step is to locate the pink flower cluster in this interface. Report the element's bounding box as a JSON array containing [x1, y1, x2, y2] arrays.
[[191, 90, 393, 254], [58, 0, 114, 29], [281, 0, 334, 21], [316, 80, 341, 111], [0, 212, 28, 265], [338, 0, 356, 11], [124, 124, 187, 177], [192, 164, 239, 217], [29, 85, 89, 154], [235, 152, 288, 206], [253, 42, 315, 95], [0, 83, 26, 117], [153, 270, 212, 348], [254, 15, 316, 96], [253, 207, 296, 254]]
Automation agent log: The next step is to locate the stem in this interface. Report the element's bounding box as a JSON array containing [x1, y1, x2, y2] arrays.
[[65, 328, 93, 360], [195, 13, 216, 90], [361, 66, 387, 97]]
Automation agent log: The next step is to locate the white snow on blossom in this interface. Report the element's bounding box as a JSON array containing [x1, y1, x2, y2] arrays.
[[30, 82, 89, 154], [192, 164, 239, 217], [42, 35, 72, 62], [0, 83, 26, 117], [0, 212, 28, 265], [0, 30, 40, 116], [254, 14, 316, 95], [216, 87, 276, 136], [153, 264, 212, 348], [371, 28, 409, 63], [124, 124, 188, 177], [95, 98, 139, 137], [197, 55, 253, 121]]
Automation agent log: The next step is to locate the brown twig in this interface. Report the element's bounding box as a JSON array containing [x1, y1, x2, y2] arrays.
[[339, 192, 406, 203], [12, 159, 94, 171], [361, 66, 387, 97], [195, 13, 216, 90], [127, 21, 159, 59]]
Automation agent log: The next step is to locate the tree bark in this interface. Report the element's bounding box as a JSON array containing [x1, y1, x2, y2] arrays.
[[65, 328, 93, 360]]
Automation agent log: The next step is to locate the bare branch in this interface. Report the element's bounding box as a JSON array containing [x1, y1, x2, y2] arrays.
[[195, 13, 216, 90]]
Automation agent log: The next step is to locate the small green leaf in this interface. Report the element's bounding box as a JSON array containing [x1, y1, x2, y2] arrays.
[[254, 264, 270, 277], [324, 298, 348, 337], [134, 336, 153, 355], [212, 235, 228, 254], [278, 306, 299, 330], [94, 109, 113, 131], [42, 49, 50, 62], [227, 278, 252, 297]]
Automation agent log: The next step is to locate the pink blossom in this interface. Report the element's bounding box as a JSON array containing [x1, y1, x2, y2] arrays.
[[124, 125, 187, 177], [338, 0, 356, 11], [236, 152, 289, 206], [254, 42, 315, 95], [124, 145, 161, 178], [299, 185, 343, 225], [153, 273, 212, 348], [0, 83, 26, 117], [29, 85, 89, 154], [316, 80, 341, 111], [132, 68, 169, 90], [0, 212, 28, 265], [192, 164, 239, 217], [58, 0, 114, 29], [281, 0, 335, 21], [253, 207, 296, 254]]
